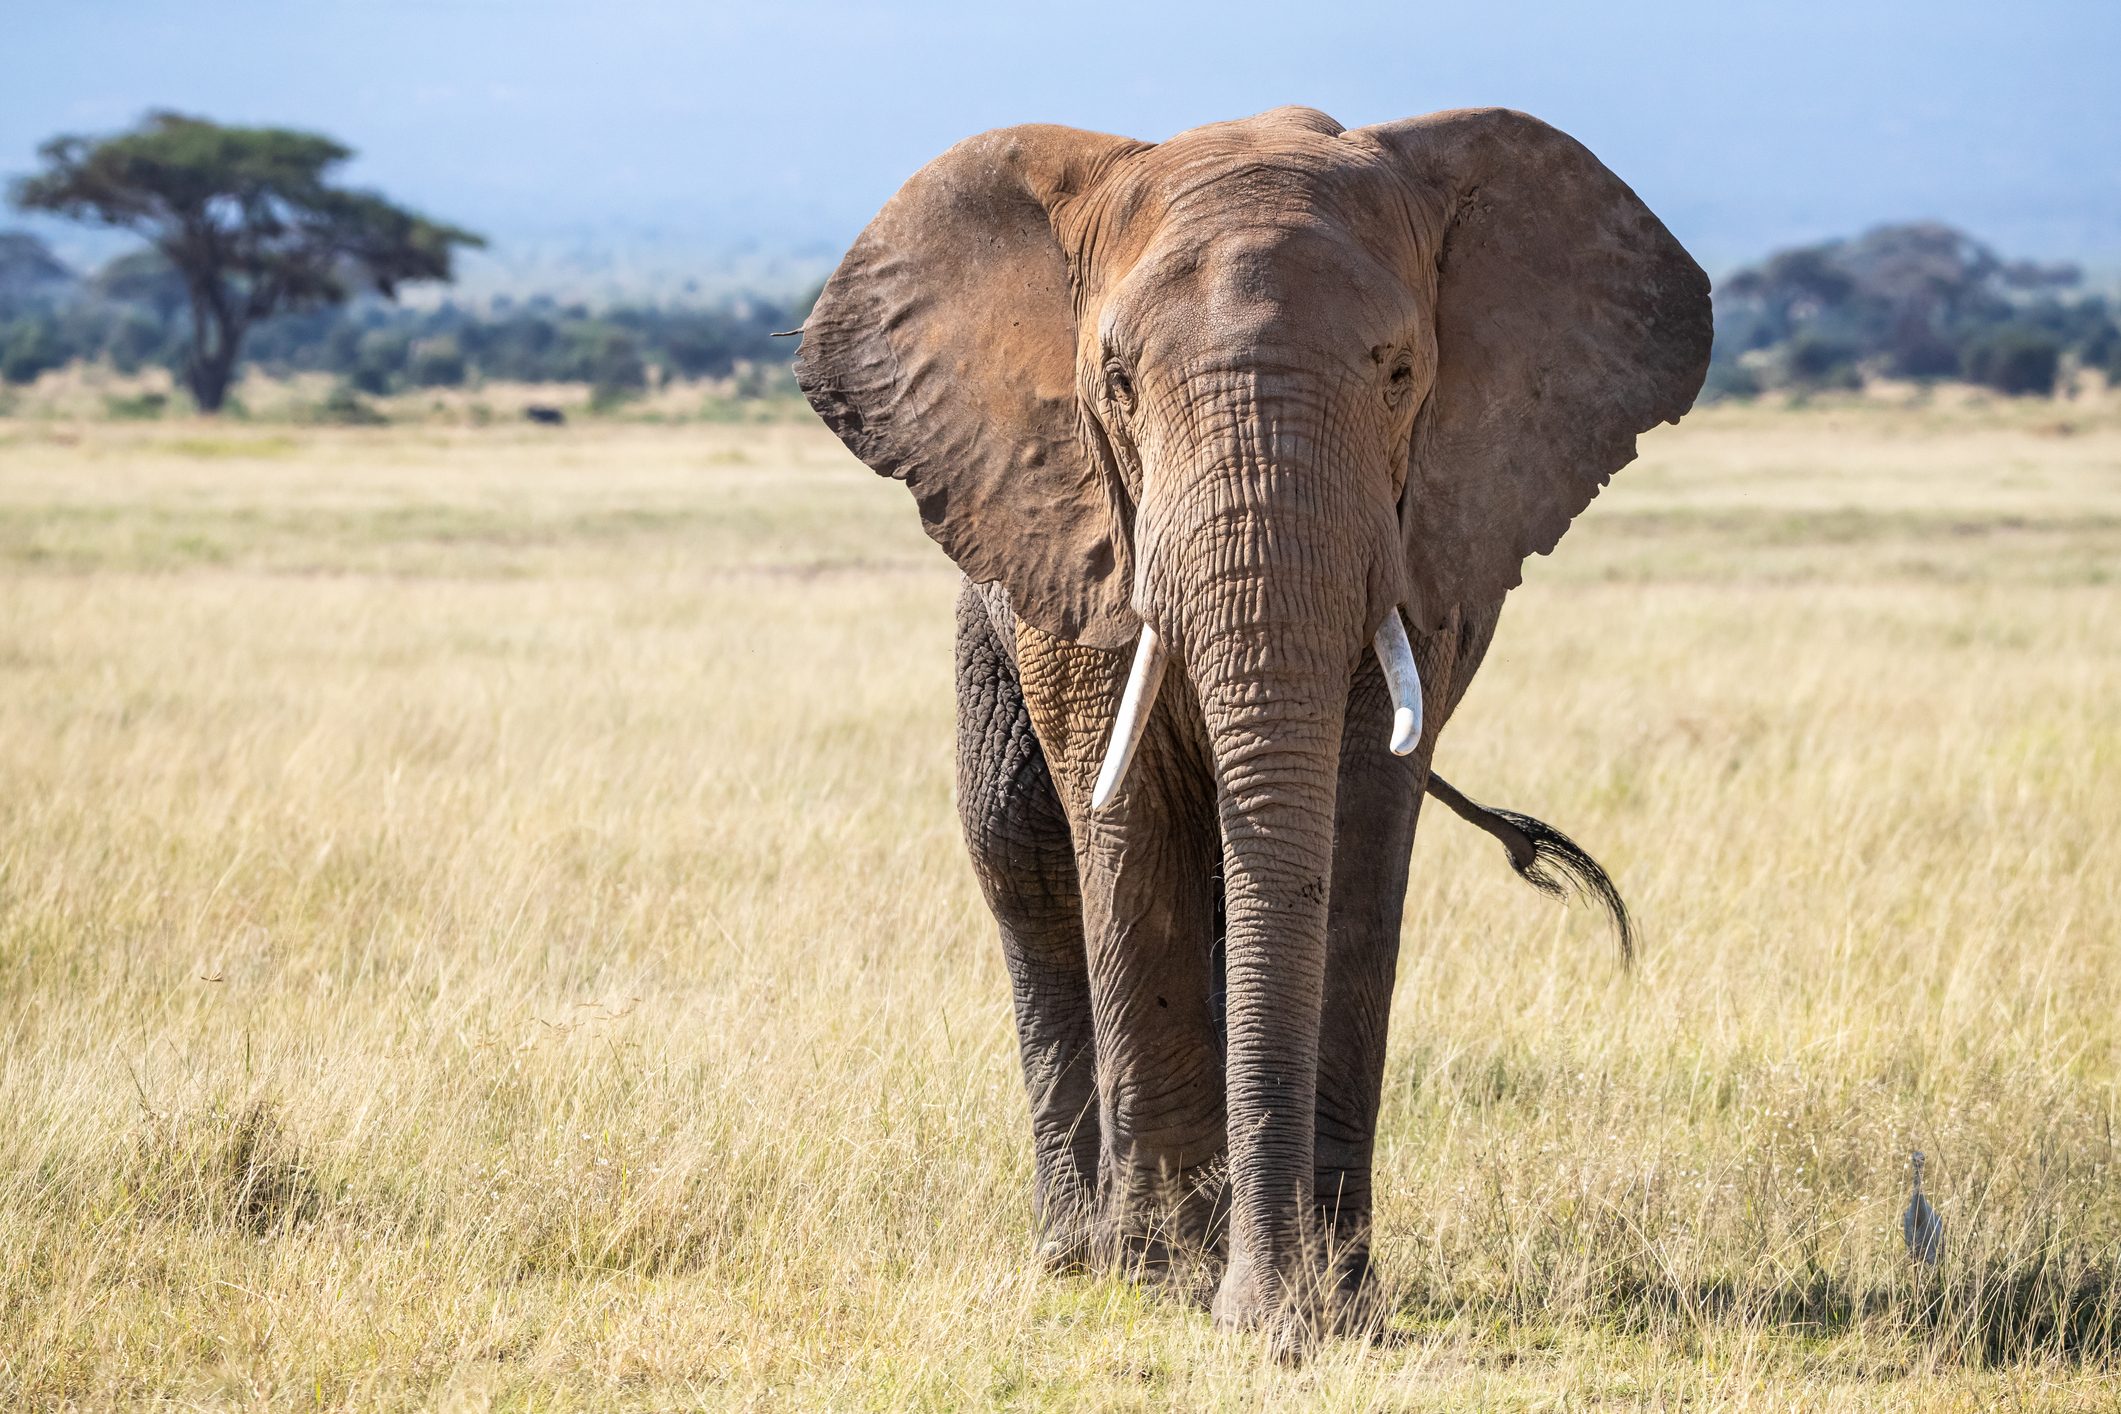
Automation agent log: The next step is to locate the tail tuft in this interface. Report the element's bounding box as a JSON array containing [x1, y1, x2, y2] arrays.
[[1425, 774, 1636, 966]]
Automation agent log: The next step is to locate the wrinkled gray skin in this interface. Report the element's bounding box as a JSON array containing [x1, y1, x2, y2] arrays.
[[797, 106, 1711, 1350]]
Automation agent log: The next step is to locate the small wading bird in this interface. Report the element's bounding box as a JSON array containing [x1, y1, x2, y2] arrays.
[[1903, 1150, 1943, 1265]]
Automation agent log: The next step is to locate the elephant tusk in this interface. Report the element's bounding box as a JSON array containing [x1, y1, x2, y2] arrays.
[[1374, 608, 1424, 757], [1091, 625, 1168, 811]]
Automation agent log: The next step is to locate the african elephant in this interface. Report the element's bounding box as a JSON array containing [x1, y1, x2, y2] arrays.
[[794, 106, 1710, 1347]]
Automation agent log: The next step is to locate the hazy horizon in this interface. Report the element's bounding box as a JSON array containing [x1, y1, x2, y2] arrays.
[[7, 0, 2120, 295]]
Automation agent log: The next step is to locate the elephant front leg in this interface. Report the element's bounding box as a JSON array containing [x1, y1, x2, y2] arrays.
[[955, 588, 1100, 1267], [1013, 620, 1226, 1286], [1078, 774, 1226, 1285], [1312, 652, 1425, 1328]]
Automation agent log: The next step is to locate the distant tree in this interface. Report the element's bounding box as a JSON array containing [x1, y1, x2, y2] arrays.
[[9, 112, 482, 411], [1997, 257, 2082, 294], [1714, 221, 2121, 396], [1833, 222, 2001, 321]]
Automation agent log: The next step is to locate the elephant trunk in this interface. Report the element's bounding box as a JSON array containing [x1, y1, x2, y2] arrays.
[[1136, 446, 1405, 1317], [1191, 621, 1348, 1304]]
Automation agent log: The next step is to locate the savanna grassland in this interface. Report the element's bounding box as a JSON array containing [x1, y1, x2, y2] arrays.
[[1, 395, 2117, 1409]]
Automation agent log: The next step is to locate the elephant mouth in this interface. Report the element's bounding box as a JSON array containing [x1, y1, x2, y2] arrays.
[[1089, 605, 1425, 811]]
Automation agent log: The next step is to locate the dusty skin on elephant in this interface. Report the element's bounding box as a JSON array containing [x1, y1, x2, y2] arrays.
[[794, 105, 1711, 1354]]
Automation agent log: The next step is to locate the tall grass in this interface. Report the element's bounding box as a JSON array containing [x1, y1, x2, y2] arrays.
[[1, 403, 2115, 1407]]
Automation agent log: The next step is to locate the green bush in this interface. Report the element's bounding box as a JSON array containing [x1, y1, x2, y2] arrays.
[[1, 318, 66, 384], [406, 336, 468, 388], [1963, 327, 2062, 397], [347, 330, 411, 395], [1781, 332, 1862, 390], [582, 328, 648, 410], [303, 383, 389, 425], [1699, 359, 1763, 402], [104, 390, 169, 419]]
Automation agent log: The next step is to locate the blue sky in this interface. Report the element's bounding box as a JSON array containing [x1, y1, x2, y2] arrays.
[[5, 0, 2119, 284]]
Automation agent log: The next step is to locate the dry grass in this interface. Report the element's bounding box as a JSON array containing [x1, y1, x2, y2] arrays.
[[0, 362, 801, 426], [1, 399, 2117, 1408]]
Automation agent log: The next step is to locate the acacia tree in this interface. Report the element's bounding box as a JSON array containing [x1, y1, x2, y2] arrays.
[[10, 112, 482, 411]]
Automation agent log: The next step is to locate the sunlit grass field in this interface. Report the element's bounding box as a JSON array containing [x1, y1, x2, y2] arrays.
[[1, 397, 2116, 1408]]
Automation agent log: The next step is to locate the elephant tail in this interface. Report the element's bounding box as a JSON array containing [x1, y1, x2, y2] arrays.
[[1425, 773, 1636, 967]]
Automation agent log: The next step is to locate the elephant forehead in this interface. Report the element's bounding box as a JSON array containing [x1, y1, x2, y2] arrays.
[[1101, 224, 1420, 366], [1104, 116, 1407, 226], [1070, 142, 1422, 339]]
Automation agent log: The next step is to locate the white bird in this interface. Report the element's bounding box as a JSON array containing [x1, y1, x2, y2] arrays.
[[1902, 1150, 1943, 1265]]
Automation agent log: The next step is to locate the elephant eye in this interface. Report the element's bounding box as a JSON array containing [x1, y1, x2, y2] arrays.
[[1385, 354, 1416, 408], [1104, 359, 1135, 412]]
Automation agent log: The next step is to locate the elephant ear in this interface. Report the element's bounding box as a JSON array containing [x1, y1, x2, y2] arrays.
[[795, 125, 1145, 650], [1363, 109, 1712, 630]]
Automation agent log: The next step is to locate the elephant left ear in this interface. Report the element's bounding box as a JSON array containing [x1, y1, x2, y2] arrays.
[[1359, 109, 1713, 630]]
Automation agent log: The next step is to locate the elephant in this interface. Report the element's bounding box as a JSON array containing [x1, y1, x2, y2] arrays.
[[793, 106, 1711, 1348]]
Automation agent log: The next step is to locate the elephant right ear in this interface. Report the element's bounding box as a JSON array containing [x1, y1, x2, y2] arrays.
[[795, 126, 1145, 650]]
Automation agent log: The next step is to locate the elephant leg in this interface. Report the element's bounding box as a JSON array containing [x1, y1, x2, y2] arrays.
[[1013, 621, 1227, 1284], [1313, 646, 1430, 1322], [1083, 751, 1225, 1280], [954, 586, 1100, 1268]]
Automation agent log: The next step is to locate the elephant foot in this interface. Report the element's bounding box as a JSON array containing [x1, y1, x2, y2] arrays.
[[1130, 1242, 1223, 1311], [1030, 1187, 1102, 1271], [1037, 1209, 1220, 1295], [1323, 1251, 1392, 1341], [1032, 1193, 1100, 1275], [1307, 1221, 1394, 1338], [1211, 1258, 1322, 1363], [1211, 1244, 1388, 1358], [1036, 1231, 1094, 1275], [1080, 1219, 1223, 1306], [1097, 1159, 1226, 1283]]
